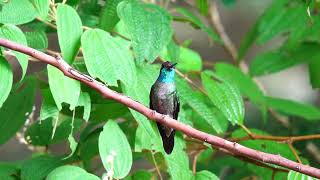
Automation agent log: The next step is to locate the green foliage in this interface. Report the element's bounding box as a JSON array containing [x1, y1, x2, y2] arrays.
[[0, 56, 12, 108], [81, 29, 136, 86], [202, 71, 244, 125], [47, 65, 81, 110], [25, 31, 48, 50], [0, 0, 37, 25], [47, 165, 100, 180], [0, 78, 35, 144], [264, 96, 320, 120], [99, 0, 123, 31], [0, 24, 28, 80], [99, 120, 132, 179], [287, 170, 317, 180], [29, 0, 50, 20], [21, 155, 63, 180], [56, 4, 82, 64], [0, 0, 320, 179], [117, 0, 172, 63]]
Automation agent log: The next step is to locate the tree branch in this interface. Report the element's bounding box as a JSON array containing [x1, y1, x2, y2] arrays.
[[0, 38, 319, 178]]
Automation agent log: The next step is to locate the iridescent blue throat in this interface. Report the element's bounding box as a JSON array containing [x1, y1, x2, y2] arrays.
[[157, 68, 175, 83]]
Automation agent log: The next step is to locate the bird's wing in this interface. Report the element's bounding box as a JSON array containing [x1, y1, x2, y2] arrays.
[[173, 91, 180, 120], [149, 84, 155, 110]]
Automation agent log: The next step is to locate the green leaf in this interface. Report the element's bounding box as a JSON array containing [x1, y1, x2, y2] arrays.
[[0, 78, 35, 144], [99, 120, 132, 179], [201, 71, 244, 125], [176, 79, 223, 133], [76, 92, 91, 121], [161, 46, 202, 72], [122, 65, 159, 143], [257, 4, 307, 44], [0, 163, 19, 180], [194, 170, 219, 180], [175, 7, 221, 43], [123, 170, 153, 180], [238, 22, 259, 60], [25, 30, 48, 50], [0, 24, 28, 80], [165, 134, 193, 180], [134, 125, 162, 152], [56, 4, 82, 64], [0, 56, 12, 108], [21, 155, 63, 180], [25, 116, 83, 146], [47, 165, 100, 180], [90, 102, 130, 122], [99, 0, 123, 31], [81, 29, 136, 86], [250, 43, 320, 77], [40, 89, 59, 121], [264, 96, 320, 120], [29, 0, 50, 20], [0, 0, 37, 25], [117, 0, 172, 63], [309, 59, 320, 88], [214, 63, 265, 108], [47, 65, 81, 110], [287, 170, 317, 180], [196, 0, 209, 16]]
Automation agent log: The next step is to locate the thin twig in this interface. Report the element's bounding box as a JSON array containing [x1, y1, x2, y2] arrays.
[[151, 151, 163, 180], [192, 150, 204, 174], [288, 143, 302, 163]]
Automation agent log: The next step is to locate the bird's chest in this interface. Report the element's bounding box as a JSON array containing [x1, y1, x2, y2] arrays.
[[151, 83, 176, 116]]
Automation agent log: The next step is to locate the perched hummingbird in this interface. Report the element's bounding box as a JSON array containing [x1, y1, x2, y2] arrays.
[[149, 61, 180, 154]]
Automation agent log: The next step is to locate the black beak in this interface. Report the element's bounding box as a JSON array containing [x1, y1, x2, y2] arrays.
[[171, 63, 177, 68]]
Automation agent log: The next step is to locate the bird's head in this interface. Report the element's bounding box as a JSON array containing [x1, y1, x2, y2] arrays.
[[157, 61, 177, 83]]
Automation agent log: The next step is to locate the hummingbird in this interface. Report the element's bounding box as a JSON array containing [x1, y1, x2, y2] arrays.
[[149, 61, 180, 154]]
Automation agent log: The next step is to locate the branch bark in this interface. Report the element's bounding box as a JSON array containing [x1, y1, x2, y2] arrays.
[[0, 38, 320, 178]]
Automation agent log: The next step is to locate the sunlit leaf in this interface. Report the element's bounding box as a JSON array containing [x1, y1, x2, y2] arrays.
[[99, 120, 132, 179], [118, 0, 172, 63], [287, 170, 317, 180], [25, 30, 48, 50], [29, 0, 50, 20], [0, 56, 12, 108], [47, 65, 81, 110], [0, 24, 28, 80], [47, 165, 100, 180], [201, 71, 244, 125], [57, 4, 82, 64], [81, 29, 136, 86], [99, 0, 123, 31], [0, 0, 37, 25]]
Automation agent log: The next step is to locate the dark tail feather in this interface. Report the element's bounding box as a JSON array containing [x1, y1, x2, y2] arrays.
[[157, 123, 175, 154], [163, 131, 175, 154]]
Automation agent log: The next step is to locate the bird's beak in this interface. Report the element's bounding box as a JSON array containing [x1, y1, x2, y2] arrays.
[[171, 63, 177, 68]]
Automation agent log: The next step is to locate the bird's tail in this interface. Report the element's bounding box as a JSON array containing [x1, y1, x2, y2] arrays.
[[157, 123, 175, 154]]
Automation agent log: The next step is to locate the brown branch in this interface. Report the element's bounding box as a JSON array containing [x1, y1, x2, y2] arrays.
[[0, 38, 320, 178], [209, 1, 238, 62]]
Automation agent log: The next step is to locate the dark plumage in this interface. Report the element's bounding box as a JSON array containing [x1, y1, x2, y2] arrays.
[[149, 61, 180, 154]]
